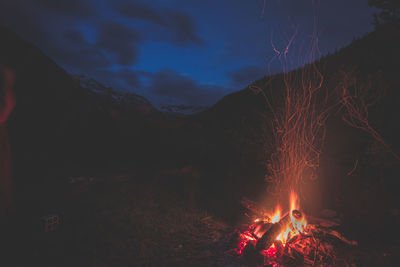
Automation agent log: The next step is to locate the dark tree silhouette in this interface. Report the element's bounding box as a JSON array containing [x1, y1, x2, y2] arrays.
[[369, 0, 400, 27]]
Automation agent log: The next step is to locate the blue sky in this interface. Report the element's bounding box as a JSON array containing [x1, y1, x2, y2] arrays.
[[0, 0, 374, 108]]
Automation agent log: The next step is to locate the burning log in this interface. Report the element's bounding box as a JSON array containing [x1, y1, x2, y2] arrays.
[[235, 196, 357, 266], [253, 221, 272, 238], [256, 210, 302, 251]]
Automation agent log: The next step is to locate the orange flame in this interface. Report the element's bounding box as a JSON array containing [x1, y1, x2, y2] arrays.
[[271, 205, 281, 223], [267, 191, 307, 246]]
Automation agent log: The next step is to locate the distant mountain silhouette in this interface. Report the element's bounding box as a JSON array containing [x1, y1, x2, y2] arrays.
[[160, 104, 205, 115], [73, 74, 155, 115], [0, 26, 170, 187]]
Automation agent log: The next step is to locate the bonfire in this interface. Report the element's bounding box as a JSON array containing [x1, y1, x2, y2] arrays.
[[233, 191, 357, 266]]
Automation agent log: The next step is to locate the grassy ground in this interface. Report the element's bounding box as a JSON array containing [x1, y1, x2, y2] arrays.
[[1, 172, 399, 267], [2, 174, 237, 266]]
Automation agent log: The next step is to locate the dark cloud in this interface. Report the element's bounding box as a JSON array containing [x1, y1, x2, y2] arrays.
[[31, 0, 95, 18], [116, 2, 204, 45], [114, 69, 141, 89], [57, 22, 142, 71], [97, 21, 141, 66], [229, 65, 267, 88], [117, 2, 166, 25], [64, 29, 86, 45], [148, 68, 225, 106], [167, 12, 204, 45]]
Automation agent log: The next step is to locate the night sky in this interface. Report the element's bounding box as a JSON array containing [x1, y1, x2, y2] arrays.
[[0, 0, 374, 108]]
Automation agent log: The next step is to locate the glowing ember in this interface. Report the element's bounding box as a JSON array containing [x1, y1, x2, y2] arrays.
[[238, 191, 307, 256], [234, 190, 358, 266]]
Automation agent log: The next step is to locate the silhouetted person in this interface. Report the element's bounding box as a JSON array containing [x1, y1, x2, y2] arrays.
[[0, 66, 16, 210]]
